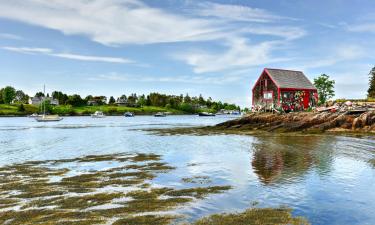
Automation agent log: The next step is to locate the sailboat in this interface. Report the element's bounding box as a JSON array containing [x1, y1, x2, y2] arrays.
[[35, 85, 63, 122]]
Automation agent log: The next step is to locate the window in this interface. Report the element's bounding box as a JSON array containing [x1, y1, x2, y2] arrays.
[[263, 91, 273, 100]]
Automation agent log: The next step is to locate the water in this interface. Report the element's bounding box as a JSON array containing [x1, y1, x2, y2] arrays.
[[0, 115, 375, 225]]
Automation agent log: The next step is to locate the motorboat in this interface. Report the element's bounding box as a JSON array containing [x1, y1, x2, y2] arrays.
[[124, 112, 134, 117], [154, 112, 166, 117], [35, 114, 63, 122], [198, 112, 215, 116], [91, 111, 105, 118]]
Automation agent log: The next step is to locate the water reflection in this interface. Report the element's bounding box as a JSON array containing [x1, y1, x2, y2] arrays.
[[251, 136, 334, 185]]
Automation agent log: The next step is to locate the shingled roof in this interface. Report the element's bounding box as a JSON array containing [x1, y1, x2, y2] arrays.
[[265, 68, 316, 89]]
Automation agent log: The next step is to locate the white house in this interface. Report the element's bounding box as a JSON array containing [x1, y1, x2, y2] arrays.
[[29, 97, 59, 105]]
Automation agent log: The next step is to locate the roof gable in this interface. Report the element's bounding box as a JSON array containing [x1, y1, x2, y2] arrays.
[[265, 68, 316, 89]]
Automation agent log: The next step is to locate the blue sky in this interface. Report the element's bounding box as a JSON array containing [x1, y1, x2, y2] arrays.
[[0, 0, 374, 107]]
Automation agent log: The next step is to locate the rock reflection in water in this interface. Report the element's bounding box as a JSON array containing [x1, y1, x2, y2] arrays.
[[251, 136, 334, 185]]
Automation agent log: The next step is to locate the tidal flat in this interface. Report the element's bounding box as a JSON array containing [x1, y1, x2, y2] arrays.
[[0, 116, 374, 225], [0, 153, 306, 225]]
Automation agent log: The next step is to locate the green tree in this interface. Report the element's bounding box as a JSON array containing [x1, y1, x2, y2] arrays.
[[138, 94, 146, 107], [183, 94, 191, 103], [66, 94, 85, 107], [52, 91, 69, 105], [314, 74, 335, 105], [2, 86, 16, 104], [15, 90, 29, 104], [35, 92, 45, 98], [109, 96, 116, 105], [0, 88, 4, 104], [368, 66, 375, 98]]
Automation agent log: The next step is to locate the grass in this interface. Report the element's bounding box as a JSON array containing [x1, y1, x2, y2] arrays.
[[0, 104, 187, 116]]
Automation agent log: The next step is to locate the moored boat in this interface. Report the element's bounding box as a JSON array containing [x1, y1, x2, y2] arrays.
[[28, 113, 39, 118], [35, 115, 63, 122], [198, 112, 215, 117], [124, 112, 134, 117], [154, 112, 166, 117], [91, 111, 105, 118], [34, 85, 63, 122]]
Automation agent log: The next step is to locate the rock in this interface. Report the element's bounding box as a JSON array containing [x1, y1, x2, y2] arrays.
[[352, 117, 362, 129]]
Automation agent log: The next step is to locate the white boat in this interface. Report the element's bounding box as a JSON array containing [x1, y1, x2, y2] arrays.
[[124, 112, 134, 117], [198, 112, 215, 117], [35, 85, 63, 122], [91, 111, 105, 118], [28, 113, 39, 118], [154, 112, 166, 117], [35, 115, 63, 122]]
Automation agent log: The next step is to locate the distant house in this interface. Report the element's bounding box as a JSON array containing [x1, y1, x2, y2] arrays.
[[29, 97, 59, 106], [87, 96, 107, 106], [115, 98, 128, 106], [252, 68, 318, 111]]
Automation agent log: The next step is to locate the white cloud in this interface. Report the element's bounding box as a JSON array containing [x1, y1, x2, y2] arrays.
[[174, 38, 289, 73], [0, 0, 221, 45], [0, 0, 305, 73], [195, 2, 296, 23], [52, 53, 133, 63], [0, 33, 23, 40], [347, 23, 375, 33], [1, 46, 52, 54], [2, 46, 133, 64], [298, 45, 366, 70], [240, 26, 306, 40], [0, 0, 303, 45], [88, 72, 244, 85]]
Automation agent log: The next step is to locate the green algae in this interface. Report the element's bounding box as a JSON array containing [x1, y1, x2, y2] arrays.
[[0, 152, 310, 225], [113, 215, 178, 225], [191, 208, 310, 225], [370, 158, 375, 168], [0, 153, 235, 224]]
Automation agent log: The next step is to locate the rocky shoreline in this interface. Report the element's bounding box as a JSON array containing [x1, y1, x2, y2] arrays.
[[145, 111, 375, 136], [215, 111, 375, 134]]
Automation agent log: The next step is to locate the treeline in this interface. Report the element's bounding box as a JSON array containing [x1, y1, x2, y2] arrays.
[[0, 86, 240, 113]]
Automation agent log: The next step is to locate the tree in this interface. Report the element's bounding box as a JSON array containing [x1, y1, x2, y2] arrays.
[[314, 74, 335, 105], [2, 86, 16, 104], [0, 88, 4, 104], [183, 94, 191, 103], [138, 94, 146, 107], [368, 66, 375, 98], [15, 90, 29, 104], [35, 92, 45, 98], [109, 96, 116, 105], [66, 94, 85, 107], [52, 91, 69, 105]]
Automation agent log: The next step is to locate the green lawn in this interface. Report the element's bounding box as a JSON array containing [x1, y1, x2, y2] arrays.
[[0, 104, 187, 116]]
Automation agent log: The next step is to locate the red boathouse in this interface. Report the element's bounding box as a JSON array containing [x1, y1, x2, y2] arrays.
[[252, 68, 318, 111]]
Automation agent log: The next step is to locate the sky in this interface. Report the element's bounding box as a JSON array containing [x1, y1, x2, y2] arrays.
[[0, 0, 374, 107]]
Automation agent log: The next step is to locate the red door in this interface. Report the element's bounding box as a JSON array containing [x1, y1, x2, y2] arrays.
[[303, 91, 310, 109]]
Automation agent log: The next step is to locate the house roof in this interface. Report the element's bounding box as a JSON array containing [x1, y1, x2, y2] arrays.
[[265, 68, 316, 89]]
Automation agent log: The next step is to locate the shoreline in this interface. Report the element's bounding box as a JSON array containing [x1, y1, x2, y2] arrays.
[[145, 111, 375, 136]]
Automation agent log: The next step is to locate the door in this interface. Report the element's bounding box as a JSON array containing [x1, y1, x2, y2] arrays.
[[303, 91, 310, 109]]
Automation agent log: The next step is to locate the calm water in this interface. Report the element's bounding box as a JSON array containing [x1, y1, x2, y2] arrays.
[[0, 115, 375, 225]]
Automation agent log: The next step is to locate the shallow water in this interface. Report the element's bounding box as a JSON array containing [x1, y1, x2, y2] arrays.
[[0, 115, 374, 225]]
